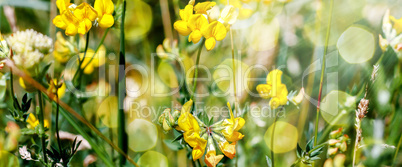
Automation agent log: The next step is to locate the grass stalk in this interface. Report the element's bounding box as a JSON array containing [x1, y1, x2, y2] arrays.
[[393, 133, 402, 167], [314, 0, 334, 146], [118, 0, 128, 165]]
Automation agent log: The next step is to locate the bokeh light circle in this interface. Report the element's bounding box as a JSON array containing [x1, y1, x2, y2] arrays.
[[264, 121, 298, 153], [137, 151, 168, 167], [337, 26, 375, 64], [320, 90, 356, 126], [127, 119, 158, 152]]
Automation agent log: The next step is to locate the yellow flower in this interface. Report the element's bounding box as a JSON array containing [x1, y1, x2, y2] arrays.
[[390, 16, 402, 34], [256, 69, 288, 109], [216, 137, 236, 159], [54, 32, 75, 63], [74, 3, 98, 33], [202, 21, 227, 51], [220, 103, 245, 142], [56, 0, 72, 14], [78, 46, 106, 74], [194, 1, 216, 14], [53, 2, 97, 36], [204, 137, 224, 167], [188, 14, 208, 43], [177, 100, 207, 160], [94, 0, 115, 28], [48, 79, 66, 99], [26, 114, 49, 129], [173, 5, 194, 36]]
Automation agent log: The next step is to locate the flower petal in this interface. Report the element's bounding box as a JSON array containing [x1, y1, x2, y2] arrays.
[[99, 14, 115, 28], [205, 37, 216, 51]]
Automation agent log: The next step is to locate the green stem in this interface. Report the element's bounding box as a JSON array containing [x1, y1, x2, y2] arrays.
[[55, 86, 62, 153], [37, 90, 48, 163], [271, 111, 278, 167], [392, 133, 402, 167], [118, 0, 128, 165], [81, 28, 110, 71], [190, 39, 205, 101], [309, 141, 328, 154], [72, 32, 90, 84], [314, 0, 334, 146]]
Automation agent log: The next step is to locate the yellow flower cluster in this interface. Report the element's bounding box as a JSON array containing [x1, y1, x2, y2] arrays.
[[173, 1, 238, 51], [53, 0, 114, 36], [26, 114, 49, 129], [256, 69, 288, 109], [172, 100, 244, 167]]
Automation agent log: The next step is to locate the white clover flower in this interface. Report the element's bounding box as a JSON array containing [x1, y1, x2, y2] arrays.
[[6, 29, 52, 70], [19, 145, 33, 161]]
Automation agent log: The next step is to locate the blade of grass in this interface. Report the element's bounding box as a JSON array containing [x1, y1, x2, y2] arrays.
[[118, 0, 128, 165]]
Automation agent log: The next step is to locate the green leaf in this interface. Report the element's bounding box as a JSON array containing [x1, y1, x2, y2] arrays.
[[296, 144, 302, 158], [266, 155, 272, 167], [172, 134, 183, 142], [163, 139, 183, 151], [306, 137, 314, 152]]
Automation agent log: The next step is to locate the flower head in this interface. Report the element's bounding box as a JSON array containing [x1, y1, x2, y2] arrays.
[[6, 29, 52, 70], [94, 0, 115, 28], [188, 14, 208, 43], [174, 5, 194, 36], [256, 69, 288, 109], [202, 21, 227, 51]]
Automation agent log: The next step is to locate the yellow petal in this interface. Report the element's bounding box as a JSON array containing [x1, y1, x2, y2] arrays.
[[174, 20, 191, 36], [192, 146, 204, 160], [53, 15, 67, 29], [212, 22, 227, 41], [205, 37, 216, 51], [234, 117, 245, 131], [269, 97, 280, 109], [205, 151, 224, 167], [189, 30, 202, 43], [56, 0, 71, 13], [76, 2, 98, 21], [256, 84, 272, 99], [194, 2, 216, 14], [65, 24, 78, 36], [99, 14, 115, 28], [180, 5, 194, 21], [202, 21, 227, 40], [188, 14, 208, 32]]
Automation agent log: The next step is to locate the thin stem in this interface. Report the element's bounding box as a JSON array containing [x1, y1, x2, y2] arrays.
[[37, 90, 48, 163], [118, 0, 128, 165], [81, 28, 110, 71], [55, 84, 62, 153], [271, 110, 278, 167], [393, 133, 402, 167], [309, 141, 328, 154], [191, 39, 205, 100], [72, 32, 90, 84], [314, 0, 334, 146], [229, 28, 239, 116]]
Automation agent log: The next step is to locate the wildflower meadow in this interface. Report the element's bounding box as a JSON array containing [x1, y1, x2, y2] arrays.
[[0, 0, 401, 166]]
